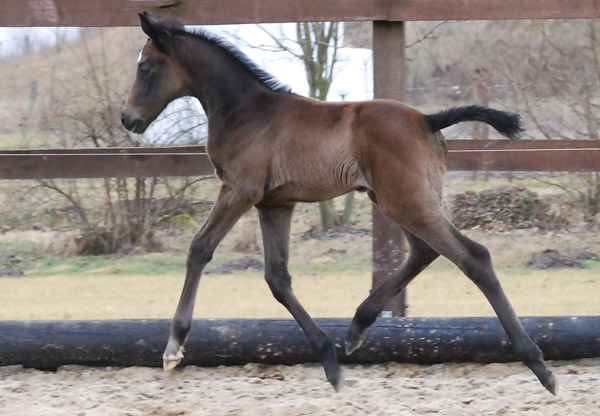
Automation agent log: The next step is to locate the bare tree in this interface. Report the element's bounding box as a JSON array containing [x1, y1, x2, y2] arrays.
[[296, 22, 343, 230], [498, 19, 600, 219], [35, 28, 209, 254]]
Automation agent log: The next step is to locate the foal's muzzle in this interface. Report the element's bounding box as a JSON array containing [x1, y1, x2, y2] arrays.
[[121, 112, 147, 134]]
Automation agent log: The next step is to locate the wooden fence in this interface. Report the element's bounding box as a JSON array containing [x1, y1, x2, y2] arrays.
[[2, 140, 600, 180]]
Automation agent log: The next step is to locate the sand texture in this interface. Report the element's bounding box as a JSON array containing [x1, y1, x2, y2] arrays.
[[1, 359, 599, 415]]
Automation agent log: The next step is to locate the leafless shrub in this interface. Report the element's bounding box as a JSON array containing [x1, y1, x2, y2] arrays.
[[31, 28, 209, 254]]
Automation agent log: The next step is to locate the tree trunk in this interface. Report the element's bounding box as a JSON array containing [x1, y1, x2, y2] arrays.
[[341, 191, 355, 226], [319, 200, 336, 232]]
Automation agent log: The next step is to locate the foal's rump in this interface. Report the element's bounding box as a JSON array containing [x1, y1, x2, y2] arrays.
[[353, 102, 522, 227]]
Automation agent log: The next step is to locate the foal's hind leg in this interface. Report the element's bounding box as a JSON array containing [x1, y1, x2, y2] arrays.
[[345, 231, 439, 355], [258, 204, 343, 391], [410, 216, 556, 394], [163, 185, 257, 370]]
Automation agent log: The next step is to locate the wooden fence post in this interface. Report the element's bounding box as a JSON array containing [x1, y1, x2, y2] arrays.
[[372, 21, 407, 317]]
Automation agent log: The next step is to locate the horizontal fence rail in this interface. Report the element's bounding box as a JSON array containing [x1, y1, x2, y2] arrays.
[[3, 0, 600, 27], [0, 146, 214, 179], [1, 140, 599, 179], [445, 139, 600, 172]]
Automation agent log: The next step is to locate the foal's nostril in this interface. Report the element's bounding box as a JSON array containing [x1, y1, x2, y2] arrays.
[[132, 119, 143, 134], [121, 111, 146, 134], [121, 112, 132, 130], [121, 113, 138, 132]]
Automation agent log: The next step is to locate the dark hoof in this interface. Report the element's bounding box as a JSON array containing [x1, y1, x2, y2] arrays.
[[344, 326, 364, 356], [542, 372, 558, 395], [326, 365, 344, 392], [528, 357, 557, 395], [321, 347, 343, 392]]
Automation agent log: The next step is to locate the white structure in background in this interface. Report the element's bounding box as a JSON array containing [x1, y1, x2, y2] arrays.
[[141, 96, 208, 145]]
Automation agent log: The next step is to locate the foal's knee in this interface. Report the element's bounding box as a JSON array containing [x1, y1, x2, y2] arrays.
[[264, 262, 292, 303], [464, 239, 492, 267], [187, 239, 213, 271], [408, 244, 439, 269], [454, 233, 497, 287]]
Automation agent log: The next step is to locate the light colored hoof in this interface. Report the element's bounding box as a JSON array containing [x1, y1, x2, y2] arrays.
[[344, 335, 364, 356], [162, 348, 184, 371], [163, 358, 181, 371]]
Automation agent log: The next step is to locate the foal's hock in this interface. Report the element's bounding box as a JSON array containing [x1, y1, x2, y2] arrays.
[[121, 12, 556, 394]]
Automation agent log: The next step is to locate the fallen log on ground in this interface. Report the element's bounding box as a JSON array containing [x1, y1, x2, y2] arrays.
[[0, 317, 598, 369]]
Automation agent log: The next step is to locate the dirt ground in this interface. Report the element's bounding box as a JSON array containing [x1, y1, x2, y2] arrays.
[[1, 359, 599, 415]]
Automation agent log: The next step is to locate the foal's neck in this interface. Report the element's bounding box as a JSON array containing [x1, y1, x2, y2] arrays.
[[178, 37, 273, 134]]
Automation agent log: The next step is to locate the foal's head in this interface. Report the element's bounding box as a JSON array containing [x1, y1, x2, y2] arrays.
[[121, 12, 188, 134]]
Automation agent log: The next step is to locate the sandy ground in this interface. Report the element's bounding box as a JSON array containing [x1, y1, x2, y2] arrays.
[[1, 359, 599, 416], [2, 265, 600, 320]]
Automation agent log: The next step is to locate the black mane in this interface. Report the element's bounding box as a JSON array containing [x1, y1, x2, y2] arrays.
[[159, 16, 292, 94]]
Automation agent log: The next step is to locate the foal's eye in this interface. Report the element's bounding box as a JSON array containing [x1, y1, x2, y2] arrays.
[[138, 65, 152, 76]]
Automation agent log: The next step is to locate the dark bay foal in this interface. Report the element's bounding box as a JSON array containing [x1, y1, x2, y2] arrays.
[[121, 12, 556, 394]]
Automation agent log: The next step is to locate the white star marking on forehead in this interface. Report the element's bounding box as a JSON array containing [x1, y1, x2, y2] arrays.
[[137, 49, 143, 64]]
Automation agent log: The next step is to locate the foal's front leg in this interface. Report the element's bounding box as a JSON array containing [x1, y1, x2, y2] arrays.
[[258, 204, 343, 391], [163, 185, 257, 370]]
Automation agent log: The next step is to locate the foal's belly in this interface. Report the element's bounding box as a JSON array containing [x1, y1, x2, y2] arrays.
[[262, 161, 370, 204], [262, 183, 353, 204]]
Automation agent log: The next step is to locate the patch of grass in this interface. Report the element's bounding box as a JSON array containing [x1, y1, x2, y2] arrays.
[[0, 133, 61, 149], [0, 239, 44, 270], [290, 262, 369, 275], [583, 259, 600, 269], [158, 213, 199, 229], [25, 249, 373, 278], [30, 253, 188, 276]]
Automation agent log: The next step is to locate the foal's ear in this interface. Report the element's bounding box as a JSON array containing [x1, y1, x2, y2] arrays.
[[139, 12, 170, 51]]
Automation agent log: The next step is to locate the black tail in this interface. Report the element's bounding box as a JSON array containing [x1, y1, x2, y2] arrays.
[[424, 105, 523, 140]]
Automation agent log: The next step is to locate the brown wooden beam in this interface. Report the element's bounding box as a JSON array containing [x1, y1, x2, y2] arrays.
[[0, 147, 214, 179], [0, 146, 206, 154], [372, 21, 407, 317], [3, 0, 600, 27], [447, 149, 600, 172], [447, 139, 600, 150], [447, 140, 600, 171], [1, 141, 599, 180]]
